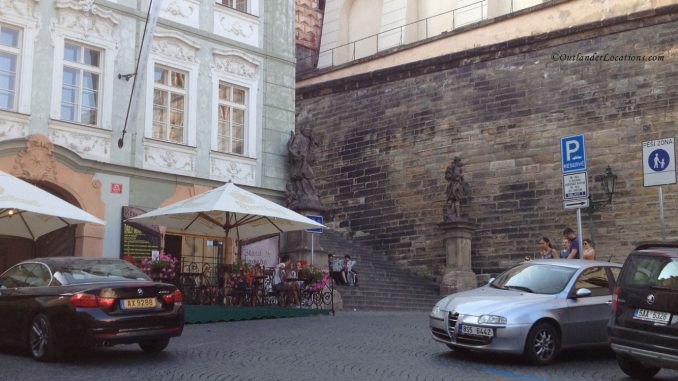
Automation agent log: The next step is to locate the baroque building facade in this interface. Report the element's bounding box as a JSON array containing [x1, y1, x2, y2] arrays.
[[0, 0, 295, 271], [297, 0, 678, 277]]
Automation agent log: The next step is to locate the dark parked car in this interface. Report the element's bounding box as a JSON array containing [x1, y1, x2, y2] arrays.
[[0, 257, 184, 361], [608, 242, 678, 379]]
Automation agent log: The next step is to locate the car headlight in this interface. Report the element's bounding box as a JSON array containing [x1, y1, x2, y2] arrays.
[[431, 305, 444, 318], [478, 315, 507, 325]]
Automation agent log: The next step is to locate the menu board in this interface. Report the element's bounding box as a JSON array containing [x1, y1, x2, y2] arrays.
[[121, 207, 161, 262], [241, 235, 279, 268]]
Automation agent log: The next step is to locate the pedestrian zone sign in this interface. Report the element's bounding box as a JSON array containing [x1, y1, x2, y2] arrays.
[[642, 138, 676, 187], [561, 134, 587, 174], [562, 171, 588, 201]]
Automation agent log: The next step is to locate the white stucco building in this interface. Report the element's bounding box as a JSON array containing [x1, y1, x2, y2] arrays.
[[0, 0, 296, 272]]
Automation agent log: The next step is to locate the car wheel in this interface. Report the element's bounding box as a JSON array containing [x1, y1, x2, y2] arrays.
[[28, 314, 61, 362], [524, 322, 560, 365], [617, 355, 660, 379], [139, 338, 170, 353]]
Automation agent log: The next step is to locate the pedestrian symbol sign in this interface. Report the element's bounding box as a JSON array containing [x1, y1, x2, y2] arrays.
[[642, 138, 676, 187], [649, 149, 670, 172]]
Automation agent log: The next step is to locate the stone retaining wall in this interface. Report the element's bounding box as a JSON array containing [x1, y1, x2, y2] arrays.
[[297, 8, 678, 276]]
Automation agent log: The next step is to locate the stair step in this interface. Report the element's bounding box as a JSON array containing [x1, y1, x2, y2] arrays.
[[319, 231, 441, 311]]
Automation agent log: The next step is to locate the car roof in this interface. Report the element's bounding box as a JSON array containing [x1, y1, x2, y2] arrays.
[[633, 241, 678, 256], [527, 259, 622, 268], [20, 257, 124, 267]]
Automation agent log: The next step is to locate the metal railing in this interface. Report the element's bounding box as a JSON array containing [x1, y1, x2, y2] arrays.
[[177, 261, 334, 313], [299, 0, 540, 73]]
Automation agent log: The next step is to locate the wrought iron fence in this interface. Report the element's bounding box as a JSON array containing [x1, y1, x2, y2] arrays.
[[299, 0, 543, 74], [177, 261, 334, 314]]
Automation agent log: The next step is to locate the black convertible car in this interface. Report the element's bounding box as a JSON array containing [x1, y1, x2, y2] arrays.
[[0, 257, 184, 361]]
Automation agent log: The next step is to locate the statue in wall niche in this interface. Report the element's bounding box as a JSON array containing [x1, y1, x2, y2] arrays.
[[285, 120, 323, 211], [444, 156, 469, 221]]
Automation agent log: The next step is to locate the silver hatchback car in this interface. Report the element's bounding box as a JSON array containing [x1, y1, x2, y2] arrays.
[[430, 259, 622, 364]]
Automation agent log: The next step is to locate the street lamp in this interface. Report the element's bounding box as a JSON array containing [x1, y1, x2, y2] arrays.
[[586, 166, 618, 245]]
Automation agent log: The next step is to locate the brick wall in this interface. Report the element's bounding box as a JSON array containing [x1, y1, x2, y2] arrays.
[[297, 9, 678, 277]]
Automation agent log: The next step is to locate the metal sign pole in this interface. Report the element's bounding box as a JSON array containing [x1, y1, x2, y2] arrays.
[[576, 208, 584, 257], [311, 233, 314, 266], [659, 186, 666, 241]]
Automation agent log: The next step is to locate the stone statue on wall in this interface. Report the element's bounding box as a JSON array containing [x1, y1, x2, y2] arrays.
[[285, 119, 323, 211], [444, 156, 469, 221]]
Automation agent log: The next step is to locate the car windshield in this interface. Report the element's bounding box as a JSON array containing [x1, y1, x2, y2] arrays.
[[490, 263, 577, 294], [619, 254, 678, 291], [52, 260, 150, 285]]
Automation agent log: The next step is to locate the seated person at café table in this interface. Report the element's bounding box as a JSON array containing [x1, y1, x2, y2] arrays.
[[273, 255, 300, 306]]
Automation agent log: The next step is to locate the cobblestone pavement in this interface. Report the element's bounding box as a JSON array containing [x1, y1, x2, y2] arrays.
[[1, 311, 677, 381]]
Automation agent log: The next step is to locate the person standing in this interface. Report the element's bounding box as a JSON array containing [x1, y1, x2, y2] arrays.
[[562, 227, 580, 259], [538, 237, 559, 259], [583, 239, 596, 260], [559, 238, 570, 259]]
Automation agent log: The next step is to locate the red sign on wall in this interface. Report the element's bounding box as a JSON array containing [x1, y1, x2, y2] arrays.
[[111, 183, 123, 194]]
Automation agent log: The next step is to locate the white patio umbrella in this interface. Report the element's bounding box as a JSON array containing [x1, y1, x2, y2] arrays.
[[0, 170, 104, 240], [128, 182, 324, 241]]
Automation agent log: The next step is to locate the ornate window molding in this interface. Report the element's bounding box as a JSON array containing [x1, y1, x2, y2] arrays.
[[209, 151, 256, 186], [0, 0, 39, 115], [0, 110, 30, 142], [213, 2, 260, 47], [150, 31, 200, 65], [210, 49, 260, 159], [144, 31, 200, 148], [53, 0, 120, 42], [211, 48, 260, 79], [143, 138, 197, 176], [160, 0, 200, 29], [49, 0, 118, 131], [48, 119, 111, 162]]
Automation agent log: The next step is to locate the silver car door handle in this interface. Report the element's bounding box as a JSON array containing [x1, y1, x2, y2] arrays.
[[605, 301, 612, 304]]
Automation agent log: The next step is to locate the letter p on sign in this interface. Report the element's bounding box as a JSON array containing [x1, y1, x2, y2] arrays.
[[566, 141, 579, 161], [561, 134, 587, 174]]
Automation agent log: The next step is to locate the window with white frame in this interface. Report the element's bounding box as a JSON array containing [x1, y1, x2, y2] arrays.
[[217, 0, 248, 13], [153, 65, 187, 144], [60, 42, 102, 125], [0, 24, 21, 111], [217, 82, 247, 155]]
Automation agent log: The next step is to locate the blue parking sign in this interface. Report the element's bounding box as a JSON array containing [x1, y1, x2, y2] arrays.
[[561, 134, 587, 174], [305, 215, 323, 234]]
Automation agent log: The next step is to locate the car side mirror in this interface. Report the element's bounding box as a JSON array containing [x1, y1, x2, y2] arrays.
[[574, 288, 592, 298], [487, 278, 495, 285]]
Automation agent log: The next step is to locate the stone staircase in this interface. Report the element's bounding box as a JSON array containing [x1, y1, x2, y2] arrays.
[[320, 231, 442, 311]]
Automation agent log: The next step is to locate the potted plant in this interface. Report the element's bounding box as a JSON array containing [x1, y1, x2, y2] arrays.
[[138, 252, 179, 283]]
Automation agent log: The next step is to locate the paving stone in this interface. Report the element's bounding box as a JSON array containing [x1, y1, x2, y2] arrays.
[[2, 311, 677, 381]]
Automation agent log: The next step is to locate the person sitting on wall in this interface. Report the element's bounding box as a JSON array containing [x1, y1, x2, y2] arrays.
[[273, 255, 300, 306], [328, 254, 343, 284], [340, 255, 358, 286]]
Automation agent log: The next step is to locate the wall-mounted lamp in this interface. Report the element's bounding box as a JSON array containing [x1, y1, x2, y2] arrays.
[[587, 166, 618, 246]]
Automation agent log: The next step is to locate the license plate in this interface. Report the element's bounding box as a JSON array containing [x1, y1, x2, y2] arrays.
[[633, 308, 671, 324], [121, 298, 157, 309], [458, 324, 494, 338]]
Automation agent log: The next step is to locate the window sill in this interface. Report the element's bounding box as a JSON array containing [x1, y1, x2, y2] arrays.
[[214, 3, 259, 19], [50, 118, 109, 132], [210, 149, 255, 161], [143, 137, 197, 150]]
